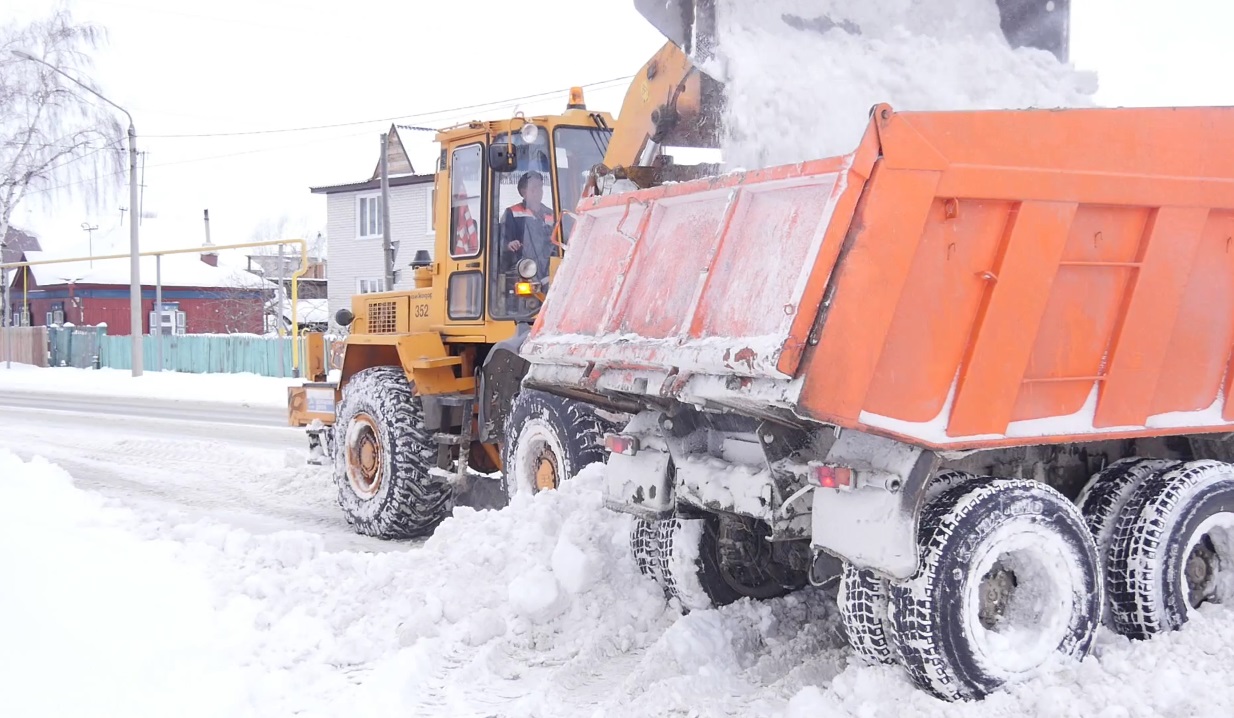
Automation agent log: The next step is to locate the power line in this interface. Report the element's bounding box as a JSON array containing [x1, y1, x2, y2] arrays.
[[143, 76, 633, 139]]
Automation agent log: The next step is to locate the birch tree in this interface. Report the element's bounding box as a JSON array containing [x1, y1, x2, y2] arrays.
[[0, 8, 123, 251]]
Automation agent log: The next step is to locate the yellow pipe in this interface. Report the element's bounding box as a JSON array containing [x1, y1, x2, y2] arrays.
[[0, 237, 309, 372]]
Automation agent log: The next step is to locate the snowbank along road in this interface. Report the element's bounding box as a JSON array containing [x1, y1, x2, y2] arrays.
[[4, 395, 1234, 716]]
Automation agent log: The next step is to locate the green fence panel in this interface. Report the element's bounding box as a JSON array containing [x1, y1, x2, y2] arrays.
[[94, 334, 305, 377]]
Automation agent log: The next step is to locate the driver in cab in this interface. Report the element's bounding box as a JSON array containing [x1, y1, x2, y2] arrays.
[[501, 171, 554, 283]]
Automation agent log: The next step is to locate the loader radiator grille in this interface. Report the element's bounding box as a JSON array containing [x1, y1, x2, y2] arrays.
[[368, 300, 397, 334]]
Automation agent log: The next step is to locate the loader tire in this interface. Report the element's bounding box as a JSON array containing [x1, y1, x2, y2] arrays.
[[1107, 460, 1234, 639], [501, 389, 612, 500], [333, 366, 451, 539], [889, 479, 1101, 702], [648, 514, 803, 612], [1076, 458, 1179, 626]]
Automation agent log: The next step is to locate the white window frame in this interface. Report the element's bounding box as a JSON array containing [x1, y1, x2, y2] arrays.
[[356, 193, 383, 239], [425, 186, 436, 236], [357, 278, 384, 294]]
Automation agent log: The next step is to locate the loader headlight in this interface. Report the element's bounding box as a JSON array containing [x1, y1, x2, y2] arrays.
[[516, 258, 538, 279], [334, 308, 354, 327]]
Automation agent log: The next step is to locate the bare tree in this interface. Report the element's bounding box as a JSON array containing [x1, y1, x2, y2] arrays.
[[0, 7, 124, 252]]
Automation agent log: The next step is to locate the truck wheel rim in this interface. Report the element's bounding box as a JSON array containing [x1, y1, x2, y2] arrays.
[[961, 526, 1082, 676], [346, 413, 383, 499], [1180, 512, 1234, 612]]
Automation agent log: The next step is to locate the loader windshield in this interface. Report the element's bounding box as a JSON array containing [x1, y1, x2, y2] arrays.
[[490, 127, 557, 320], [552, 125, 610, 241]]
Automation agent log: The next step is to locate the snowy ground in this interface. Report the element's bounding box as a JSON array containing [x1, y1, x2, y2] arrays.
[[4, 392, 1234, 717], [0, 363, 298, 408]]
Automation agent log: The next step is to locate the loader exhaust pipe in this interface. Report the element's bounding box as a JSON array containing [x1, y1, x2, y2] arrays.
[[633, 0, 1071, 64]]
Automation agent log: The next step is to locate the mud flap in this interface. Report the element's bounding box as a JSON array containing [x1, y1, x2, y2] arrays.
[[478, 322, 531, 444], [602, 412, 675, 519], [810, 432, 937, 580]]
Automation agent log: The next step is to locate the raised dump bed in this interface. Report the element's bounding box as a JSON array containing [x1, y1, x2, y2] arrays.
[[521, 104, 1234, 700], [525, 103, 1234, 449]]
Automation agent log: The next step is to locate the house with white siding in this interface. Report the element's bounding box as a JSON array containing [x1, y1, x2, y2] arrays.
[[310, 125, 435, 327]]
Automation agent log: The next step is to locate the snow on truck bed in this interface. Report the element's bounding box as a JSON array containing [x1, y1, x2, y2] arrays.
[[0, 363, 298, 408], [4, 449, 1234, 718]]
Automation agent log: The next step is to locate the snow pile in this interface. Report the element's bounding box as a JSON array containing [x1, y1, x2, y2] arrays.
[[9, 445, 1234, 716], [0, 363, 299, 407], [707, 0, 1097, 168]]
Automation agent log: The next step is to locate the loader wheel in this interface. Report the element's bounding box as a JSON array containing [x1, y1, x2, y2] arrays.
[[889, 479, 1101, 702], [1107, 460, 1234, 639], [645, 514, 804, 612], [333, 366, 451, 539], [501, 389, 612, 500], [1076, 457, 1179, 626]]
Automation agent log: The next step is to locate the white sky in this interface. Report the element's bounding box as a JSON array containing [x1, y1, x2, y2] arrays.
[[6, 0, 1234, 264]]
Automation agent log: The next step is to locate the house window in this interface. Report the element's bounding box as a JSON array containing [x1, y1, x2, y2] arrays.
[[357, 194, 382, 238], [149, 303, 186, 335], [357, 278, 384, 294]]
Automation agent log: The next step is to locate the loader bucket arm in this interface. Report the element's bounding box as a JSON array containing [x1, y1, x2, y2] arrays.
[[633, 0, 1071, 63]]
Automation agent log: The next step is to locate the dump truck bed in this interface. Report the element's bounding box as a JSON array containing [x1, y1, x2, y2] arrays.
[[522, 104, 1234, 451]]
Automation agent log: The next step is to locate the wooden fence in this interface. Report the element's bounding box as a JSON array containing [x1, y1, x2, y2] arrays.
[[2, 326, 331, 378], [0, 326, 49, 367], [100, 333, 308, 377]]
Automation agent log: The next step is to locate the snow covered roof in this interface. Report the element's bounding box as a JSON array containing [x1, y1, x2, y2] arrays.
[[21, 250, 272, 290]]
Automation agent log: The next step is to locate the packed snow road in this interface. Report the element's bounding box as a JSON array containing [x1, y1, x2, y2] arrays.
[[0, 394, 389, 552]]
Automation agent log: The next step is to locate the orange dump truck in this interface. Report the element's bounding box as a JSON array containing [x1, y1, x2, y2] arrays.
[[520, 104, 1234, 699]]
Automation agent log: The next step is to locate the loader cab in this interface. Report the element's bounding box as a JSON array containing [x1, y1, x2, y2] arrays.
[[433, 99, 614, 332]]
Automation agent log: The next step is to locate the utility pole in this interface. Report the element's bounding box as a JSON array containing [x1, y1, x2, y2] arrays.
[[276, 242, 286, 376], [380, 132, 394, 291], [13, 51, 144, 376], [81, 223, 98, 267]]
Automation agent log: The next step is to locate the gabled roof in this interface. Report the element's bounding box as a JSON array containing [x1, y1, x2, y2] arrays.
[[310, 124, 434, 195], [371, 125, 416, 179], [1, 226, 41, 264]]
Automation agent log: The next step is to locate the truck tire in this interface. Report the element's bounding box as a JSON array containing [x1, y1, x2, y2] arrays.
[[648, 514, 802, 612], [838, 564, 894, 665], [501, 389, 612, 500], [889, 479, 1101, 701], [333, 366, 451, 539], [837, 470, 980, 666], [1107, 460, 1234, 639], [1076, 457, 1179, 626]]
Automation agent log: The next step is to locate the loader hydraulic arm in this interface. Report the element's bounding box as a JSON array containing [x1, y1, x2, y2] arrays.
[[594, 41, 723, 188]]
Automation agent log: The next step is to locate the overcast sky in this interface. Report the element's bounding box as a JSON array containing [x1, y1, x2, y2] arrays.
[[7, 0, 1234, 262]]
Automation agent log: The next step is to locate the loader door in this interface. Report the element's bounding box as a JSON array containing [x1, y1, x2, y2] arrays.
[[446, 143, 486, 324]]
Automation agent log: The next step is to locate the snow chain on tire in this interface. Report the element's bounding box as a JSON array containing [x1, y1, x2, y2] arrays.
[[889, 479, 1101, 701], [630, 515, 799, 613], [332, 366, 452, 539], [1107, 459, 1234, 639], [1076, 457, 1179, 627], [838, 469, 979, 666]]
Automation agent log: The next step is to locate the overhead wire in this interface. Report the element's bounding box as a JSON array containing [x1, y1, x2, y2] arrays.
[[143, 76, 633, 139]]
